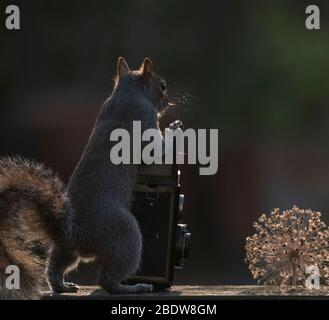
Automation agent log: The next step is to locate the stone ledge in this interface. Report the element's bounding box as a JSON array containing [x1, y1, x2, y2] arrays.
[[42, 285, 329, 299]]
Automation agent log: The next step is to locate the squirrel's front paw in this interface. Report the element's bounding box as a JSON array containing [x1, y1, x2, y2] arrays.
[[169, 120, 183, 131]]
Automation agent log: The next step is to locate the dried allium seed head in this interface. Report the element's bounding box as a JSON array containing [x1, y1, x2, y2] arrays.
[[245, 206, 329, 286]]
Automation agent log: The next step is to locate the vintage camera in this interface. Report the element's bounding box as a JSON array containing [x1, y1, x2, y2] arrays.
[[126, 122, 191, 289]]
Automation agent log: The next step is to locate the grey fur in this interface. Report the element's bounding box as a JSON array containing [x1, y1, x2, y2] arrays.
[[48, 58, 169, 293], [0, 58, 169, 296], [0, 157, 68, 299]]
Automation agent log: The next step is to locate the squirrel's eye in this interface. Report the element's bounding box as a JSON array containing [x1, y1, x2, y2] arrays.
[[160, 81, 166, 92]]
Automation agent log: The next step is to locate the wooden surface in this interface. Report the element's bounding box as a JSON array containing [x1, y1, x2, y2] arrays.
[[42, 285, 329, 299]]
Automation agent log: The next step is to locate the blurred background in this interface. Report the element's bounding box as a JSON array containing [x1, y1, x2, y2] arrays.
[[1, 0, 329, 285]]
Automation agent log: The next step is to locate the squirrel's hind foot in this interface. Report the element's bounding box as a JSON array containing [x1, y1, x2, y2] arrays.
[[100, 278, 153, 294], [64, 282, 80, 291], [51, 282, 80, 294]]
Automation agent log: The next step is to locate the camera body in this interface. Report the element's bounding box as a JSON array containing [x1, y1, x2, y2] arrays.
[[127, 127, 191, 289]]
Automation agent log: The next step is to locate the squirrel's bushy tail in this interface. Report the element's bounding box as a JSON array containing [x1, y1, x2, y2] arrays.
[[0, 157, 67, 299]]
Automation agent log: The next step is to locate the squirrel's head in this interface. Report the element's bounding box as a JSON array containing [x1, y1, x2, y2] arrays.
[[115, 57, 169, 113]]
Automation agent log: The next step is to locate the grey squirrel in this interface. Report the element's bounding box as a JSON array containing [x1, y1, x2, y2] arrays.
[[0, 57, 171, 298]]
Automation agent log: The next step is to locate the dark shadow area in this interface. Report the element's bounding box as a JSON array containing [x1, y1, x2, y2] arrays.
[[1, 0, 329, 285]]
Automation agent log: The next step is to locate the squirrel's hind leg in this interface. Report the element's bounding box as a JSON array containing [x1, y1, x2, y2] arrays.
[[47, 245, 80, 293], [98, 211, 154, 294]]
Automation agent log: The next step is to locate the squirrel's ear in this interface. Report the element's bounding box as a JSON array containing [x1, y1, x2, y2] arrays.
[[141, 57, 153, 78], [117, 57, 129, 78]]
